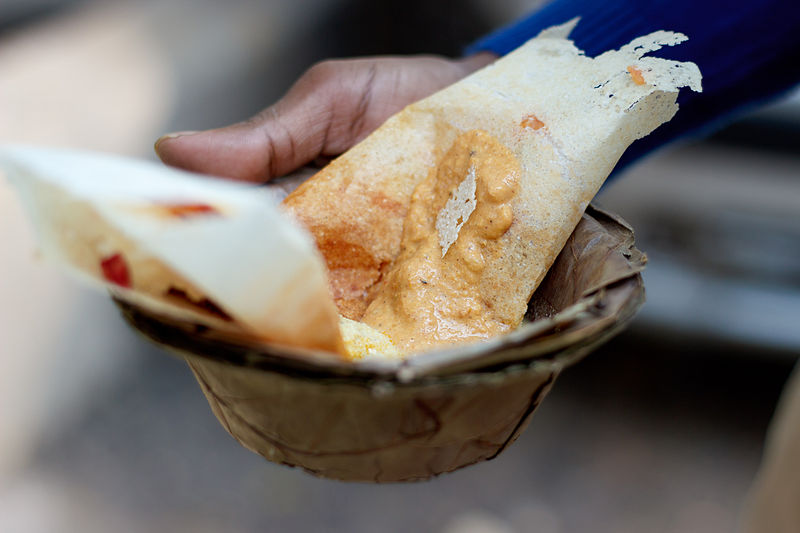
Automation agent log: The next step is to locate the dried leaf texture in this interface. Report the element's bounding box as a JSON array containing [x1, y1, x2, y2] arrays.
[[119, 205, 646, 481]]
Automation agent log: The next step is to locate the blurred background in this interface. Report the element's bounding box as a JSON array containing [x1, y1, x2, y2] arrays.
[[1, 1, 798, 531]]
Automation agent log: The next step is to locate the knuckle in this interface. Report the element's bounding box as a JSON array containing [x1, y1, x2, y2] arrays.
[[305, 60, 340, 85]]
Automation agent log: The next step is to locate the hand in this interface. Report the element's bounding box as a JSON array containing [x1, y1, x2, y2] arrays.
[[154, 53, 496, 182]]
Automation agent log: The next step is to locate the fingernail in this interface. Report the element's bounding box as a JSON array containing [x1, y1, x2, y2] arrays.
[[155, 130, 200, 150]]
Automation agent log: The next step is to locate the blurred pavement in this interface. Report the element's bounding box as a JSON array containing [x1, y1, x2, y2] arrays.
[[1, 1, 798, 532]]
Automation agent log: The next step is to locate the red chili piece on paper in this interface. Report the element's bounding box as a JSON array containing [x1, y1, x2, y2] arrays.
[[100, 253, 131, 288], [627, 65, 646, 85], [164, 203, 218, 218]]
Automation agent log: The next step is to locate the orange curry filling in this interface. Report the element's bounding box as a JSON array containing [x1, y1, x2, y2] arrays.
[[361, 129, 520, 353]]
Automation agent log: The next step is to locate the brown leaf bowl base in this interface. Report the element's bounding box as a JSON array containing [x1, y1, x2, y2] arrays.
[[116, 204, 646, 482]]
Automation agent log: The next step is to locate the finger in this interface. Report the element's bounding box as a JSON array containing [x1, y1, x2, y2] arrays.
[[155, 61, 367, 182], [154, 107, 326, 182]]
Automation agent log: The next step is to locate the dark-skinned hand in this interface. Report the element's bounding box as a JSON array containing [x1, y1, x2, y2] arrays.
[[154, 53, 496, 181]]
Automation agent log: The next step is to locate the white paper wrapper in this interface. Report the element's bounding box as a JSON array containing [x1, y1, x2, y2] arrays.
[[283, 19, 702, 348], [1, 146, 343, 355]]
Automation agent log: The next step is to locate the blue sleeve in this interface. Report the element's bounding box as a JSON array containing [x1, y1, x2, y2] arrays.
[[466, 0, 800, 175]]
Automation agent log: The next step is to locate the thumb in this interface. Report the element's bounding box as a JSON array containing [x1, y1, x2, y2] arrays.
[[154, 109, 328, 183], [154, 69, 343, 182]]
